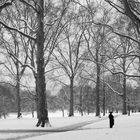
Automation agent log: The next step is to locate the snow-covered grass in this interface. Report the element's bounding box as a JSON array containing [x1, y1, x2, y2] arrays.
[[0, 111, 100, 130], [0, 112, 140, 140]]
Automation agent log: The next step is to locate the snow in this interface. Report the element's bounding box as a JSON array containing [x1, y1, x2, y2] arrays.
[[0, 112, 140, 140]]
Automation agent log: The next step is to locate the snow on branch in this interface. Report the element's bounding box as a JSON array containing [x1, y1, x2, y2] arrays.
[[19, 0, 37, 12], [105, 0, 125, 14], [93, 22, 140, 45], [0, 0, 15, 12], [19, 18, 36, 33], [103, 80, 123, 96], [8, 52, 36, 74], [0, 21, 36, 41], [80, 72, 123, 96]]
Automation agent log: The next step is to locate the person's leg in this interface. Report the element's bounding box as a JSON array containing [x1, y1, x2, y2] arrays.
[[110, 120, 112, 128], [110, 120, 113, 128]]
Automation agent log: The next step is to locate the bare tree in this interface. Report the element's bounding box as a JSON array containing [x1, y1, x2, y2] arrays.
[[0, 31, 28, 118], [111, 38, 136, 114], [52, 9, 85, 116], [0, 0, 71, 126], [0, 3, 30, 117], [82, 4, 112, 116], [105, 16, 138, 114]]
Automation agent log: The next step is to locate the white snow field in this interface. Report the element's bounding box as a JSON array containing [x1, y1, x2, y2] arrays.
[[0, 112, 140, 140]]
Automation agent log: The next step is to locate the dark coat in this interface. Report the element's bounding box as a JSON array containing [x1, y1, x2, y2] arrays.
[[109, 113, 114, 128]]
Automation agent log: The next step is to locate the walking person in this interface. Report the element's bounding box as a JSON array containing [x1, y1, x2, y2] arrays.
[[108, 112, 114, 128]]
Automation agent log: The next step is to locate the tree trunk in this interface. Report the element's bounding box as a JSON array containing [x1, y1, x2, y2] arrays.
[[31, 103, 35, 118], [122, 74, 127, 114], [61, 107, 65, 117], [16, 61, 21, 118], [35, 77, 39, 118], [79, 89, 83, 116], [122, 48, 127, 115], [16, 80, 21, 118], [127, 103, 130, 116], [36, 0, 49, 126], [95, 63, 101, 116], [102, 83, 106, 116], [69, 77, 74, 116]]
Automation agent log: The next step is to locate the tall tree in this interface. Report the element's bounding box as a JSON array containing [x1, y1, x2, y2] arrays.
[[83, 5, 112, 116], [0, 0, 71, 125], [107, 16, 138, 114], [0, 5, 29, 117], [52, 11, 85, 116]]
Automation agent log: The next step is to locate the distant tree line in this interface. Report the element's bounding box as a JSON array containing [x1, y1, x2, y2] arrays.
[[1, 73, 140, 119]]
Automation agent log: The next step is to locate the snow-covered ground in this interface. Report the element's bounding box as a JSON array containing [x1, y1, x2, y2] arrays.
[[0, 112, 140, 140]]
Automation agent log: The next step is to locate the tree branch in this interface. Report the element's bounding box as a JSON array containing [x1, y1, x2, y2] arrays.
[[19, 0, 37, 12], [0, 21, 36, 41], [0, 0, 15, 12]]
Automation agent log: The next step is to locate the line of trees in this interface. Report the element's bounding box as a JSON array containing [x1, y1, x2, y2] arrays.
[[0, 0, 140, 125]]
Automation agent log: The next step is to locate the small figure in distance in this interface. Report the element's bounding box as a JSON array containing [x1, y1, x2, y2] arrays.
[[108, 111, 114, 128]]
